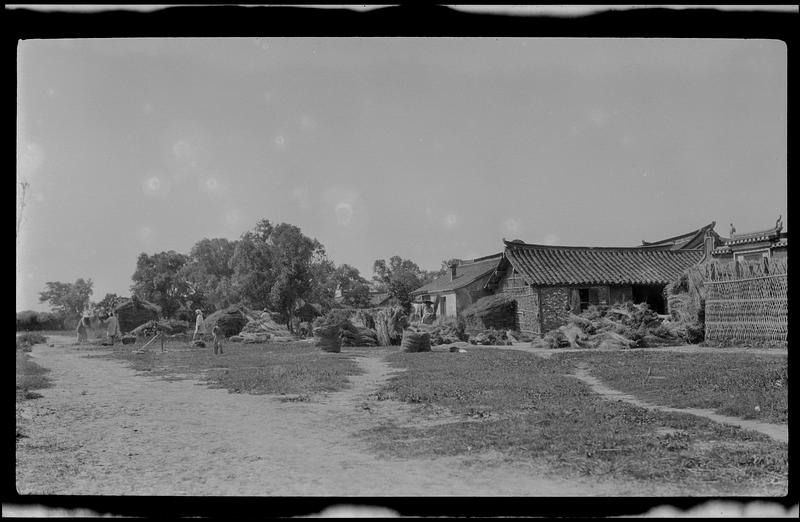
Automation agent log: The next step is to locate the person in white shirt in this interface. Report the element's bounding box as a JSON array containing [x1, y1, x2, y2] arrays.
[[192, 309, 206, 342]]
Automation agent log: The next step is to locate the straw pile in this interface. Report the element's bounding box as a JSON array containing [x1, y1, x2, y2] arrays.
[[314, 324, 342, 353], [462, 294, 518, 332], [130, 319, 191, 337], [401, 328, 431, 353], [203, 305, 249, 337], [239, 309, 294, 342], [468, 329, 512, 346], [114, 297, 161, 334], [312, 309, 380, 347], [662, 265, 706, 344], [373, 306, 407, 346], [531, 302, 685, 350]]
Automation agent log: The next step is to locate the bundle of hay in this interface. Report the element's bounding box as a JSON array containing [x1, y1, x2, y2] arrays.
[[401, 328, 431, 353], [373, 306, 407, 346], [130, 319, 191, 338], [239, 309, 295, 342], [530, 301, 685, 350], [467, 328, 512, 346], [314, 324, 342, 353], [204, 305, 249, 337], [426, 322, 465, 346], [341, 325, 379, 347], [462, 294, 518, 332]]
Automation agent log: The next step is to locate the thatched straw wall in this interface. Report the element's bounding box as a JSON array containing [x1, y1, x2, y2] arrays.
[[115, 298, 161, 334]]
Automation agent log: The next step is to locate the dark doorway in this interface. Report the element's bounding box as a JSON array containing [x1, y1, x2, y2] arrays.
[[631, 284, 666, 314]]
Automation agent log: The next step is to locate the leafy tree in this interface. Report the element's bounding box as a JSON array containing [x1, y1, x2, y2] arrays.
[[230, 220, 277, 310], [181, 237, 238, 311], [334, 264, 372, 308], [372, 256, 429, 311], [38, 278, 93, 321], [130, 251, 198, 318], [267, 222, 326, 330], [306, 256, 338, 312], [95, 293, 120, 312]]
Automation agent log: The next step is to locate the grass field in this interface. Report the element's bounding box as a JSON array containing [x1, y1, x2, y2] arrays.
[[361, 347, 787, 494], [96, 339, 363, 396], [555, 350, 788, 424], [16, 350, 52, 401]]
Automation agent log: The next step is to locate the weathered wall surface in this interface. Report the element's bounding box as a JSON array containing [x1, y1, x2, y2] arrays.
[[539, 287, 570, 333], [498, 269, 540, 335]]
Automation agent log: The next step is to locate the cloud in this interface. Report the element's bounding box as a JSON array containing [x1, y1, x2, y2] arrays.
[[322, 187, 363, 228], [444, 213, 458, 229]]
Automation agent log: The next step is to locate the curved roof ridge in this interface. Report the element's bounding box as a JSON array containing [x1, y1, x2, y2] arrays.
[[503, 239, 704, 253], [640, 221, 716, 246]]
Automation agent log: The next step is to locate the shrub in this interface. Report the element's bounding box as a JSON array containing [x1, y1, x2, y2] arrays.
[[16, 332, 48, 351], [16, 310, 65, 331]]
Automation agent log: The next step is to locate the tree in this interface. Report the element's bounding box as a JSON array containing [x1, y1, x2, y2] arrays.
[[334, 264, 372, 309], [267, 222, 326, 329], [372, 256, 429, 311], [181, 237, 238, 312], [230, 220, 277, 310], [95, 292, 120, 312], [38, 278, 93, 321], [130, 251, 196, 318]]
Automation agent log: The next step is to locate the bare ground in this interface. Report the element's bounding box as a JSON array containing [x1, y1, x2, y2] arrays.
[[16, 335, 679, 496]]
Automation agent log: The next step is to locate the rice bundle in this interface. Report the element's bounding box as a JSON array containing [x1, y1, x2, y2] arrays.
[[114, 298, 161, 334], [401, 329, 431, 353], [314, 324, 342, 353], [239, 308, 294, 341], [467, 328, 512, 346], [462, 294, 518, 332], [373, 306, 406, 346]]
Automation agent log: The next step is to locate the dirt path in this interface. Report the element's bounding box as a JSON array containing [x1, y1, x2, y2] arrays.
[[16, 336, 674, 496], [570, 362, 788, 444]]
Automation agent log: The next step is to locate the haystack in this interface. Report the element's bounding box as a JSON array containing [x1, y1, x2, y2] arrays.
[[462, 294, 518, 332], [114, 297, 161, 334], [240, 309, 294, 342], [401, 329, 431, 353], [203, 305, 249, 337], [373, 306, 407, 346], [314, 324, 342, 353]]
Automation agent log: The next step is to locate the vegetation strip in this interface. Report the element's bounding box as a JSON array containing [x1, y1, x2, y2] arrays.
[[570, 363, 788, 444]]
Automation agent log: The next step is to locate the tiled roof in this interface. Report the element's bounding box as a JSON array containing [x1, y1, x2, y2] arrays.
[[639, 222, 720, 251], [501, 241, 704, 286], [411, 254, 502, 295]]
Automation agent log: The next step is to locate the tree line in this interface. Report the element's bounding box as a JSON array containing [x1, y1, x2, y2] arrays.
[[27, 218, 448, 331]]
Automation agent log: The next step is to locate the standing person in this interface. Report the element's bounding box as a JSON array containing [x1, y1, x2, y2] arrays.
[[106, 309, 121, 345], [192, 309, 206, 342], [211, 324, 224, 355], [76, 312, 89, 343]]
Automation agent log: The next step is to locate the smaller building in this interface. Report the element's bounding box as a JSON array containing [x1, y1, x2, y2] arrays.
[[486, 240, 704, 336], [711, 217, 787, 263], [114, 296, 161, 334], [410, 254, 503, 318], [638, 221, 725, 251]]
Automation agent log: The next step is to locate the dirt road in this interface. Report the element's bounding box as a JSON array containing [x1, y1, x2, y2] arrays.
[[16, 335, 682, 497]]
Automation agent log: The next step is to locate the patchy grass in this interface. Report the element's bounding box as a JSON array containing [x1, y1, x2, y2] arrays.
[[362, 348, 786, 495], [16, 351, 52, 401], [96, 339, 362, 396], [554, 351, 788, 424], [16, 332, 48, 352]]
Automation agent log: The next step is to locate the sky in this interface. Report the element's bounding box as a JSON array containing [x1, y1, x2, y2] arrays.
[[16, 37, 787, 312]]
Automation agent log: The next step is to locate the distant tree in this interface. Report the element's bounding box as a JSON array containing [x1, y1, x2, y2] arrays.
[[38, 278, 93, 321], [306, 256, 338, 312], [95, 293, 120, 312], [130, 251, 195, 318], [267, 222, 326, 330], [230, 220, 277, 310], [181, 237, 238, 311], [372, 256, 428, 311], [335, 264, 372, 309]]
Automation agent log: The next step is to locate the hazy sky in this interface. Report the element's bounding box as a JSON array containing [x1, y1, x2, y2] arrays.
[[17, 38, 787, 311]]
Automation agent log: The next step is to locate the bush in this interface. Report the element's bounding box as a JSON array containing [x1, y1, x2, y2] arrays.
[[16, 332, 48, 351], [16, 310, 65, 331]]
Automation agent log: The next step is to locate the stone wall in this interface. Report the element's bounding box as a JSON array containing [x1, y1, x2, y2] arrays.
[[540, 287, 570, 332], [498, 269, 540, 335]]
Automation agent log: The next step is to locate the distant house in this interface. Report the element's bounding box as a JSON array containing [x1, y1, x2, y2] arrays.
[[114, 296, 161, 333], [711, 218, 787, 263], [410, 254, 503, 318], [638, 221, 725, 251], [485, 240, 704, 336], [368, 292, 398, 308]]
